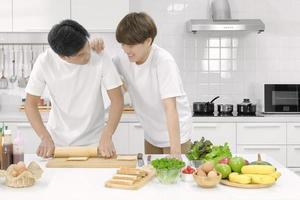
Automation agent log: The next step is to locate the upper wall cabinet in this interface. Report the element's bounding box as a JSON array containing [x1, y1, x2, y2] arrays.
[[0, 0, 12, 31], [13, 0, 70, 32], [71, 0, 129, 32]]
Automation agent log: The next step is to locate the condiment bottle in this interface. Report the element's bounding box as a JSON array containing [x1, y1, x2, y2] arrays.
[[13, 132, 24, 164], [2, 129, 13, 170]]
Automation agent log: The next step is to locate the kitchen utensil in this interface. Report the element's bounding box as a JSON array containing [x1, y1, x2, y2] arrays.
[[217, 104, 234, 114], [220, 179, 274, 189], [54, 147, 98, 158], [46, 157, 137, 168], [147, 155, 151, 165], [193, 96, 220, 115], [25, 46, 35, 83], [237, 99, 256, 116], [137, 153, 144, 167], [18, 47, 28, 88], [0, 48, 8, 89], [9, 47, 17, 83]]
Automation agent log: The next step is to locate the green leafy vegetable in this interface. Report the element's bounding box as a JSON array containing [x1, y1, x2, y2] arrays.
[[204, 142, 232, 164], [185, 137, 213, 160], [151, 158, 185, 170]]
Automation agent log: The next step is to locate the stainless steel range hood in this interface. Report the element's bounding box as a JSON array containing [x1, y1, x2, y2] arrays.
[[187, 19, 265, 33], [186, 0, 265, 34]]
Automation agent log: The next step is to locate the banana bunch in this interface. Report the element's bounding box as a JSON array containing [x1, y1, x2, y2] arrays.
[[228, 165, 281, 185]]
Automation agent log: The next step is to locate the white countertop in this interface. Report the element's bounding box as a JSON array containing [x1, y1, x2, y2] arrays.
[[1, 154, 300, 200], [1, 111, 300, 123]]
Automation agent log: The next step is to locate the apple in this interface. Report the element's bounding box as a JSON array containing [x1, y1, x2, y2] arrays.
[[219, 157, 230, 164]]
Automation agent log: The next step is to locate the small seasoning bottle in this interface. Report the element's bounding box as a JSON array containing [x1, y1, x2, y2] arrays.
[[0, 127, 3, 169], [2, 130, 13, 170], [13, 132, 24, 164]]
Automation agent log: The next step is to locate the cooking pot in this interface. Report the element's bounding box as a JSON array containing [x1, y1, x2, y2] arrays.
[[193, 96, 220, 115], [237, 99, 256, 115], [217, 104, 233, 114]]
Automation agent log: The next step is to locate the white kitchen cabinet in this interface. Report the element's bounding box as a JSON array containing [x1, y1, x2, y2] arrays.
[[13, 0, 70, 32], [112, 123, 129, 154], [287, 123, 300, 144], [128, 123, 144, 154], [5, 123, 40, 154], [71, 0, 129, 32], [0, 0, 12, 31], [192, 123, 236, 153], [287, 145, 300, 167], [237, 145, 286, 166], [237, 123, 286, 145], [289, 168, 300, 177]]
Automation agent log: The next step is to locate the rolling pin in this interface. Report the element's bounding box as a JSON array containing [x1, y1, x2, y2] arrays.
[[54, 147, 98, 158]]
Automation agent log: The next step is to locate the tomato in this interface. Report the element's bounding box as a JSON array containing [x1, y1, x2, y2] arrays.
[[182, 166, 195, 174]]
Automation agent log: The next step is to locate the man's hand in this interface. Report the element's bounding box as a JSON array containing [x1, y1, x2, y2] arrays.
[[98, 133, 116, 158], [36, 135, 55, 158], [90, 38, 105, 54]]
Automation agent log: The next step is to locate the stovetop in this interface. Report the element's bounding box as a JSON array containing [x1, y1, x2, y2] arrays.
[[193, 112, 264, 117]]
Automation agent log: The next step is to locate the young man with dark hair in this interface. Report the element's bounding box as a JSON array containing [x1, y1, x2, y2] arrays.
[[92, 12, 192, 158], [25, 19, 123, 158]]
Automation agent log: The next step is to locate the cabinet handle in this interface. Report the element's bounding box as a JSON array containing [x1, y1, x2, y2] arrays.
[[243, 125, 281, 128], [23, 29, 50, 32], [243, 147, 281, 150], [134, 124, 142, 128], [293, 125, 300, 128], [294, 147, 300, 150], [88, 29, 115, 32], [193, 124, 217, 128], [17, 123, 32, 128]]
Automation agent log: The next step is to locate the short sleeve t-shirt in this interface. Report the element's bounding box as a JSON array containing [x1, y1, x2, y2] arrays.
[[113, 44, 192, 147], [25, 49, 122, 146]]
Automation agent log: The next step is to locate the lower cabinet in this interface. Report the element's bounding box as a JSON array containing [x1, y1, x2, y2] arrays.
[[6, 123, 40, 154], [289, 168, 300, 176], [287, 145, 300, 167], [128, 123, 145, 154], [191, 123, 236, 153], [112, 123, 129, 154], [237, 145, 286, 166]]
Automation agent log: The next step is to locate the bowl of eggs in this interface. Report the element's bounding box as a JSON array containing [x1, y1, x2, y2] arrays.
[[193, 161, 221, 188], [0, 161, 43, 188]]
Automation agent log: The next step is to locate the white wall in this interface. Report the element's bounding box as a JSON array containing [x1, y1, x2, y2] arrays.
[[1, 0, 300, 112]]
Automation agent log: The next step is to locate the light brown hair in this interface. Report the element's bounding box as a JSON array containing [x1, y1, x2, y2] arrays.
[[116, 12, 157, 45]]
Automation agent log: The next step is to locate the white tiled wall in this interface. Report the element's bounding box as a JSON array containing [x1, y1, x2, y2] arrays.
[[1, 0, 300, 112]]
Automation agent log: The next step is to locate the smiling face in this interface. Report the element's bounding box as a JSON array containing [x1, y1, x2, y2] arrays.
[[121, 38, 152, 65], [61, 42, 91, 65]]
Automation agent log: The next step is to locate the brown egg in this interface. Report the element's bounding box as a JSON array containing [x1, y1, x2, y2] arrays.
[[15, 162, 27, 174], [11, 169, 19, 177], [201, 161, 214, 174], [207, 170, 218, 178], [196, 168, 207, 177]]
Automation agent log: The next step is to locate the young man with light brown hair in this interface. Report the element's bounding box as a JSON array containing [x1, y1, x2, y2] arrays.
[[92, 12, 192, 158]]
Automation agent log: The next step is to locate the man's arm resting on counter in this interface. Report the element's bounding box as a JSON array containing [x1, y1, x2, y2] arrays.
[[99, 86, 124, 157], [24, 93, 55, 158], [163, 97, 182, 157]]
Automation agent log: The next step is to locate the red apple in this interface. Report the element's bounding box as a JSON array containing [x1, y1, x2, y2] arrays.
[[219, 157, 230, 164]]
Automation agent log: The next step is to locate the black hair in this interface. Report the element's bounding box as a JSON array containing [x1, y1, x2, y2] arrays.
[[48, 19, 90, 56]]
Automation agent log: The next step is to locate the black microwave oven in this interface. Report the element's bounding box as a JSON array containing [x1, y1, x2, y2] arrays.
[[264, 84, 300, 113]]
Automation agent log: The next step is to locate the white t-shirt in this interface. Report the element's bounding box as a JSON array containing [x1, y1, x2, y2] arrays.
[[25, 49, 122, 146], [113, 44, 192, 147]]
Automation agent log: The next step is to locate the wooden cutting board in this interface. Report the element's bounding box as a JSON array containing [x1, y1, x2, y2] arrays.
[[220, 179, 274, 189], [46, 157, 137, 168], [105, 168, 155, 190]]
